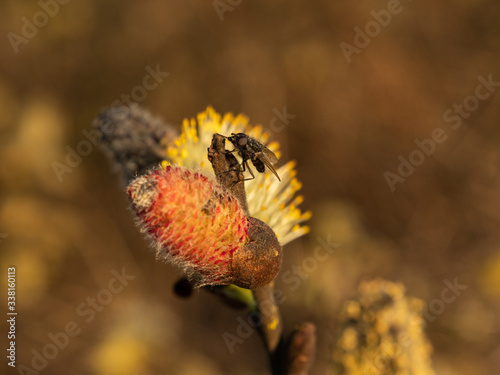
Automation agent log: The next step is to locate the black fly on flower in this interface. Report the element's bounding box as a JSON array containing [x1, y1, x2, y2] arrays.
[[165, 107, 311, 246], [223, 133, 281, 182]]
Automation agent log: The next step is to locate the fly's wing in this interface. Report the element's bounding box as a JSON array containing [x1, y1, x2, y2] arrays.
[[261, 146, 278, 164], [256, 148, 281, 181]]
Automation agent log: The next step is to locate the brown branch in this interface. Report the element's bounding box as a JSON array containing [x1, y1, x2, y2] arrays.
[[252, 282, 285, 374], [207, 133, 248, 214], [283, 322, 316, 375], [208, 134, 283, 364], [208, 133, 315, 375]]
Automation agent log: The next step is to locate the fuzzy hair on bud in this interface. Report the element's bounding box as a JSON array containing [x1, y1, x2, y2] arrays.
[[127, 166, 251, 287]]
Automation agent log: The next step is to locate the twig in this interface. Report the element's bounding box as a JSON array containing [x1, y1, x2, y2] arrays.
[[252, 282, 285, 374], [283, 322, 316, 375], [208, 133, 315, 374]]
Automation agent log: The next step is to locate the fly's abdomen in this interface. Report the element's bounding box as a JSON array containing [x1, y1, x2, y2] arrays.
[[251, 157, 266, 173]]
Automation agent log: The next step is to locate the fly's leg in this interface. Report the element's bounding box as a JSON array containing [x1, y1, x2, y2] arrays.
[[242, 160, 255, 181]]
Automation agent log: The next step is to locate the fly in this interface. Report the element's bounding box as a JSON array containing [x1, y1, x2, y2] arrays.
[[223, 133, 281, 181]]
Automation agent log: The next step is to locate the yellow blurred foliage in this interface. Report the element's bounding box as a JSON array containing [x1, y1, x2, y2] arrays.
[[90, 334, 149, 375], [477, 251, 500, 299]]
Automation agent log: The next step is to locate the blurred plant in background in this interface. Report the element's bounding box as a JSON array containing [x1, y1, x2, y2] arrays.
[[332, 279, 435, 375]]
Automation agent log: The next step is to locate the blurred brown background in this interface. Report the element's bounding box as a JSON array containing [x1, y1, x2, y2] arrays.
[[1, 1, 500, 374]]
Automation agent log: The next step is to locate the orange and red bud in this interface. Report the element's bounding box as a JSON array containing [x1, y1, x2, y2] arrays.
[[127, 166, 282, 288]]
